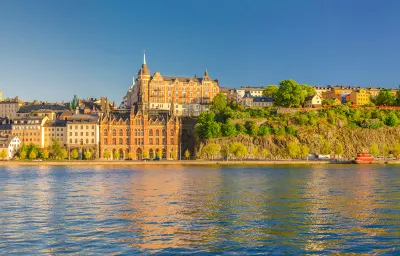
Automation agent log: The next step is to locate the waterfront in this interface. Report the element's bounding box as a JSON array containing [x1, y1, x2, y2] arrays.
[[0, 165, 399, 255]]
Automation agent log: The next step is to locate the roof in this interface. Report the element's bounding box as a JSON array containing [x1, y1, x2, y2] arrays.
[[67, 114, 99, 124], [253, 97, 273, 102], [18, 104, 67, 113], [44, 120, 67, 127], [160, 76, 218, 84], [0, 135, 18, 147]]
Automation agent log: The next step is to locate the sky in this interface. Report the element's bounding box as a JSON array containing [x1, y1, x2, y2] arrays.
[[1, 0, 400, 103]]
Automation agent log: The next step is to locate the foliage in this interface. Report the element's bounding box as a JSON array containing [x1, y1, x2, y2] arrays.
[[258, 125, 271, 136], [41, 149, 49, 160], [0, 149, 7, 160], [369, 142, 380, 156], [29, 151, 37, 159], [262, 85, 279, 98], [358, 119, 383, 129], [84, 150, 92, 160], [229, 142, 247, 159], [321, 140, 331, 155], [384, 112, 398, 127], [274, 80, 314, 107], [220, 145, 229, 160], [71, 149, 79, 159], [252, 146, 259, 159], [184, 149, 190, 160], [392, 142, 400, 158], [285, 126, 297, 136], [245, 121, 258, 136], [50, 138, 63, 159], [287, 142, 301, 158], [195, 112, 221, 139], [203, 143, 220, 160], [19, 150, 27, 159], [103, 150, 111, 159], [221, 121, 237, 137], [235, 123, 246, 134], [299, 145, 310, 158], [61, 149, 68, 159], [156, 150, 162, 159], [375, 89, 396, 106], [334, 143, 344, 156], [210, 93, 227, 113], [322, 99, 335, 106], [70, 94, 79, 110], [261, 149, 269, 160]]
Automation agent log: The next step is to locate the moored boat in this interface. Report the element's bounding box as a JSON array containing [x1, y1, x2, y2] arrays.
[[353, 152, 374, 164]]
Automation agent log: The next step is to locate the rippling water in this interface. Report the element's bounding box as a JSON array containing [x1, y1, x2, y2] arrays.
[[0, 165, 399, 255]]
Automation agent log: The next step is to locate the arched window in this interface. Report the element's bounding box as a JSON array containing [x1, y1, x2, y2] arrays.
[[141, 129, 144, 136], [149, 149, 154, 159], [119, 138, 123, 144], [134, 129, 137, 136], [86, 138, 89, 144], [119, 129, 123, 136], [156, 138, 159, 145], [170, 129, 174, 136], [150, 138, 153, 145], [104, 129, 108, 136], [126, 138, 130, 144], [170, 138, 174, 144], [112, 129, 116, 136], [69, 139, 72, 143], [162, 138, 166, 145], [134, 138, 137, 145], [162, 129, 166, 136], [126, 128, 130, 136], [156, 129, 159, 136], [113, 138, 116, 145], [149, 129, 153, 136]]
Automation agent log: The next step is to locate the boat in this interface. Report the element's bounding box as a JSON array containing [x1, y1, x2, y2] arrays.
[[353, 152, 374, 164]]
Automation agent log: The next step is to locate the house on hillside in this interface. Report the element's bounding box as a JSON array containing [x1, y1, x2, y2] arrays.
[[0, 135, 21, 160], [304, 95, 322, 108]]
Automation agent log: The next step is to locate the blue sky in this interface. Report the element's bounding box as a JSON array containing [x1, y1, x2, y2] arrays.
[[1, 0, 400, 103]]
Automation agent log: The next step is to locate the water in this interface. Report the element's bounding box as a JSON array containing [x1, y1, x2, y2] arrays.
[[0, 165, 399, 255]]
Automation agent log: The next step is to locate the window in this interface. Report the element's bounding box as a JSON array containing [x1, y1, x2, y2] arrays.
[[170, 129, 174, 136], [81, 132, 83, 136], [150, 138, 153, 145], [119, 138, 123, 144], [134, 138, 137, 145], [112, 129, 116, 136], [126, 138, 130, 144], [162, 138, 166, 145], [149, 129, 153, 136], [69, 132, 72, 136], [162, 129, 166, 136], [86, 138, 89, 144], [170, 138, 174, 144], [113, 138, 116, 145], [86, 132, 88, 136], [104, 138, 108, 145], [156, 138, 159, 145], [119, 129, 123, 136], [75, 132, 78, 136], [126, 128, 130, 136], [156, 129, 159, 136], [104, 129, 108, 136]]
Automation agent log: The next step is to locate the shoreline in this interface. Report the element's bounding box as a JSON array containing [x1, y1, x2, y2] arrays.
[[0, 160, 398, 166]]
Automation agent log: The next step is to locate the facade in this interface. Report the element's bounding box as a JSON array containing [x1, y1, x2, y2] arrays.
[[66, 115, 99, 147], [312, 86, 330, 96], [242, 93, 273, 108], [11, 116, 48, 147], [304, 95, 322, 108], [321, 86, 358, 102], [123, 54, 219, 116], [0, 97, 23, 119], [234, 86, 265, 103], [219, 87, 234, 103], [44, 120, 67, 147], [346, 89, 371, 106], [0, 135, 21, 160]]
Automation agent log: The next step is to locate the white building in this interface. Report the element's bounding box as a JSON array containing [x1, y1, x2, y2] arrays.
[[234, 86, 265, 103], [66, 115, 100, 147], [0, 135, 21, 160]]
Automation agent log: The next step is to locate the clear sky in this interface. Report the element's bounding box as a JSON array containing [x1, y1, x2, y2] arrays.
[[1, 0, 400, 103]]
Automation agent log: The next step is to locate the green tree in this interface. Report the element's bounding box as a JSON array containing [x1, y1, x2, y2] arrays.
[[375, 89, 396, 106], [29, 151, 37, 159], [50, 138, 63, 159], [384, 112, 398, 127], [274, 80, 313, 107], [262, 85, 279, 98], [245, 121, 258, 136], [19, 150, 27, 160], [369, 142, 380, 156], [210, 93, 227, 113], [203, 143, 220, 160], [71, 149, 79, 160], [113, 150, 120, 160], [84, 150, 92, 160], [184, 149, 190, 160], [392, 142, 400, 158], [221, 121, 237, 137], [126, 152, 132, 160], [41, 149, 49, 160], [143, 150, 149, 159], [334, 143, 344, 159], [299, 145, 310, 159], [70, 94, 79, 110], [261, 149, 269, 160], [0, 149, 7, 160], [220, 145, 229, 160], [195, 112, 221, 139], [229, 142, 247, 160], [321, 140, 331, 155], [235, 123, 246, 134], [252, 146, 259, 159], [61, 149, 68, 159], [103, 150, 111, 159], [287, 142, 301, 159], [258, 125, 271, 136], [156, 150, 162, 159]]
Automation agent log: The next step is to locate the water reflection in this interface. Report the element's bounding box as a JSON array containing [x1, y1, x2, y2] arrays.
[[0, 165, 399, 254]]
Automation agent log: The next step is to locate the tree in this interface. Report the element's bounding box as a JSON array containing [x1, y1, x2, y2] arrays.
[[287, 142, 301, 159], [221, 121, 237, 137], [321, 140, 331, 155], [29, 151, 37, 159], [71, 149, 79, 160], [299, 145, 310, 159], [143, 150, 149, 159], [261, 149, 269, 160], [229, 142, 247, 160], [126, 152, 132, 160], [252, 146, 259, 159], [50, 138, 63, 159], [334, 143, 344, 158], [41, 149, 49, 160], [70, 94, 79, 110], [384, 112, 398, 127], [369, 142, 380, 156], [84, 150, 92, 160], [258, 125, 271, 136], [274, 80, 313, 107], [61, 149, 68, 159], [235, 123, 246, 134], [392, 142, 400, 158], [210, 93, 227, 113], [103, 150, 111, 159], [0, 149, 7, 160], [113, 150, 120, 160], [245, 121, 258, 136], [375, 89, 396, 106], [184, 149, 190, 160], [156, 150, 162, 159], [203, 143, 220, 160], [195, 112, 221, 139], [220, 145, 229, 160], [19, 150, 27, 160], [262, 85, 279, 98]]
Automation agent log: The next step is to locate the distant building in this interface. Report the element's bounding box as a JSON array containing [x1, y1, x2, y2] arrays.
[[304, 95, 322, 108], [234, 86, 264, 103], [0, 97, 23, 119], [219, 87, 235, 103], [11, 116, 49, 147], [241, 92, 273, 108], [44, 120, 67, 147], [312, 86, 330, 97], [66, 115, 99, 149], [346, 89, 371, 106], [0, 135, 21, 160]]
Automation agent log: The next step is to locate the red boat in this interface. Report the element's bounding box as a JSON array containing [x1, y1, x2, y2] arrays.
[[354, 152, 374, 164]]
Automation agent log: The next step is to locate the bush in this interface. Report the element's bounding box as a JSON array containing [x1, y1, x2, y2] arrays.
[[285, 126, 297, 136], [258, 125, 271, 136], [384, 112, 398, 127], [358, 119, 383, 129]]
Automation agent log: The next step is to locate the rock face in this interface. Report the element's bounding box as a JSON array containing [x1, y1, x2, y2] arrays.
[[199, 126, 400, 160]]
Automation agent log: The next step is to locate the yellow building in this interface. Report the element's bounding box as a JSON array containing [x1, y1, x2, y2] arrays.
[[347, 89, 371, 106], [11, 116, 49, 147], [44, 120, 67, 147], [321, 86, 356, 101]]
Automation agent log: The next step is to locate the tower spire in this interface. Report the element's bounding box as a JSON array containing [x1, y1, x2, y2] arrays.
[[143, 50, 146, 65]]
